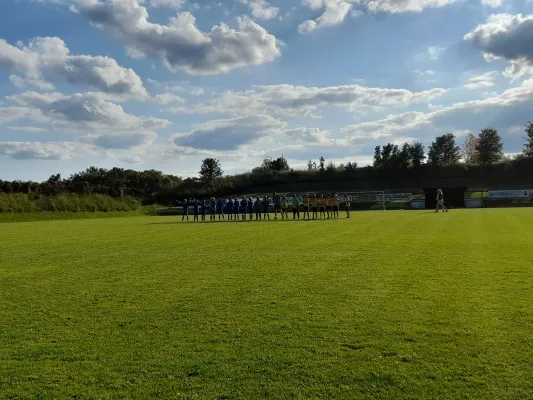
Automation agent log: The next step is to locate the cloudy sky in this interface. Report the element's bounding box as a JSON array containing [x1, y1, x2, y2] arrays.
[[1, 0, 533, 180]]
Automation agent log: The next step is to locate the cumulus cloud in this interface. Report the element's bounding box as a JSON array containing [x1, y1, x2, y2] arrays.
[[149, 0, 185, 9], [366, 0, 458, 13], [152, 93, 186, 104], [465, 14, 533, 79], [168, 83, 447, 117], [341, 77, 533, 145], [239, 0, 279, 20], [299, 0, 355, 33], [173, 114, 286, 150], [481, 0, 503, 8], [463, 71, 497, 89], [0, 141, 96, 160], [1, 91, 170, 149], [6, 91, 169, 131], [79, 131, 157, 149], [0, 36, 148, 97], [71, 0, 281, 75]]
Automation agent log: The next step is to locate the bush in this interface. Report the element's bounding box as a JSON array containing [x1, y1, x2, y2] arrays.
[[0, 193, 141, 213]]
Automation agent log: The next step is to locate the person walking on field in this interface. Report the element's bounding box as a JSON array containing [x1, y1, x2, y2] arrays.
[[435, 189, 448, 213]]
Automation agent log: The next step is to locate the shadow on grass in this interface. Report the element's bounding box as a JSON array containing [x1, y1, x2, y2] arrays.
[[149, 218, 345, 225]]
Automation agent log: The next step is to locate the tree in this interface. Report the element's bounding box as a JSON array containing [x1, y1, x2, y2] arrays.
[[319, 156, 325, 172], [326, 161, 336, 172], [409, 141, 425, 167], [524, 121, 533, 157], [307, 160, 314, 171], [427, 133, 461, 165], [199, 158, 223, 183], [373, 146, 382, 167], [399, 142, 412, 170], [476, 128, 503, 165], [462, 133, 479, 164], [271, 156, 289, 172], [345, 161, 358, 172]]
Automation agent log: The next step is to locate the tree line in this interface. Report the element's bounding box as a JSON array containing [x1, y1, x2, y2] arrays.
[[1, 122, 533, 206]]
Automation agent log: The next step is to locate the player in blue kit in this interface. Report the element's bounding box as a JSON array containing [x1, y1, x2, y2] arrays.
[[240, 197, 248, 221], [217, 198, 225, 221], [262, 196, 270, 220], [247, 197, 254, 220], [210, 197, 217, 221], [233, 198, 239, 220], [225, 199, 233, 221], [254, 197, 262, 220], [192, 199, 199, 222], [201, 200, 207, 222], [180, 199, 189, 222]]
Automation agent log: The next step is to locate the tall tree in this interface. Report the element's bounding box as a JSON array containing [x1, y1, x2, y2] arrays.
[[462, 133, 479, 164], [199, 158, 223, 183], [409, 141, 425, 167], [319, 156, 325, 172], [307, 160, 314, 171], [476, 128, 503, 165], [399, 142, 412, 170], [373, 146, 382, 167], [271, 156, 290, 172], [427, 133, 461, 165], [524, 121, 533, 157]]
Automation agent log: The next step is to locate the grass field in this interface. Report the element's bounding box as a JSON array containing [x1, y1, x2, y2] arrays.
[[1, 209, 533, 399]]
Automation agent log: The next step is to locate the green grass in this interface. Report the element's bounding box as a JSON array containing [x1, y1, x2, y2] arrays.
[[0, 207, 164, 224], [1, 209, 533, 399]]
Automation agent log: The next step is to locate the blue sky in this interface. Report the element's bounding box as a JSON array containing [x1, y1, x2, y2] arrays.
[[1, 0, 533, 181]]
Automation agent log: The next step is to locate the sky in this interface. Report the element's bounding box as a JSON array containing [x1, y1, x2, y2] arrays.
[[1, 0, 533, 181]]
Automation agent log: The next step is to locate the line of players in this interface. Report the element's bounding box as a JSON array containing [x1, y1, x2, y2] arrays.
[[179, 192, 351, 222]]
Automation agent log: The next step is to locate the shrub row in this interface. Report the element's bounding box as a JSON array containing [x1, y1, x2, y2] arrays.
[[0, 193, 141, 213]]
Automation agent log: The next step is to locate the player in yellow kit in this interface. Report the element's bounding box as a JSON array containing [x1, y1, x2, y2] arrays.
[[325, 194, 332, 218], [318, 194, 326, 219], [311, 194, 319, 219], [332, 193, 340, 218], [303, 194, 311, 220]]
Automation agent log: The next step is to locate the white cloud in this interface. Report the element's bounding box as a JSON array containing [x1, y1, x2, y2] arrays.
[[149, 0, 185, 9], [2, 91, 170, 149], [6, 125, 48, 133], [0, 141, 96, 160], [168, 83, 447, 117], [465, 14, 533, 79], [299, 0, 354, 33], [342, 77, 533, 142], [463, 71, 497, 89], [173, 114, 286, 150], [366, 0, 458, 13], [481, 0, 503, 8], [152, 93, 186, 104], [71, 0, 281, 75], [239, 0, 279, 20], [0, 37, 147, 97], [190, 87, 205, 96], [427, 46, 444, 61]]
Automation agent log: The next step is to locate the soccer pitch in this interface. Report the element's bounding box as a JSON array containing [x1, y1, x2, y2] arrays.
[[1, 209, 533, 399]]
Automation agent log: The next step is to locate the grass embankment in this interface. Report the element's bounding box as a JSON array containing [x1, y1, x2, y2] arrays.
[[1, 209, 533, 399]]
